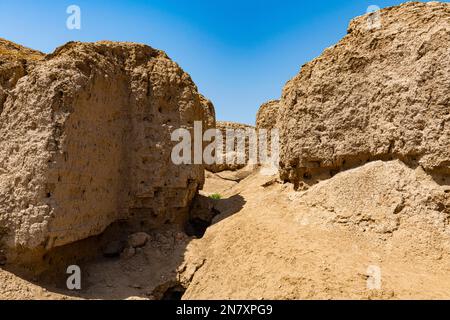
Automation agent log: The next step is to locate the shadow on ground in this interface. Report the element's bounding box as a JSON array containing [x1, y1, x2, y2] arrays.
[[0, 193, 246, 300]]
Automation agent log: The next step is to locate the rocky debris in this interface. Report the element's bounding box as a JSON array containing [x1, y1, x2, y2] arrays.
[[205, 121, 255, 173], [128, 232, 150, 248], [256, 100, 280, 130], [84, 229, 192, 300], [277, 2, 450, 187], [0, 40, 214, 265]]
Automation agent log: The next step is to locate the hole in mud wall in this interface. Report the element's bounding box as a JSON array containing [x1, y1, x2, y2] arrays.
[[186, 196, 222, 238], [161, 285, 186, 300], [185, 218, 211, 238]]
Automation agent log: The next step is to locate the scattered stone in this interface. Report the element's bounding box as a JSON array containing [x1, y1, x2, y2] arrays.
[[120, 247, 136, 260], [128, 232, 150, 248], [175, 232, 187, 242]]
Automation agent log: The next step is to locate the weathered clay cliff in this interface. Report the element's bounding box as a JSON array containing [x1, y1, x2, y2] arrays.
[[277, 1, 450, 188], [0, 40, 214, 265], [256, 99, 280, 131], [180, 160, 450, 299], [0, 39, 44, 112], [205, 121, 255, 173]]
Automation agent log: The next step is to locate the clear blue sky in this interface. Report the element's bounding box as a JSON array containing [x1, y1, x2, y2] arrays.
[[0, 0, 442, 124]]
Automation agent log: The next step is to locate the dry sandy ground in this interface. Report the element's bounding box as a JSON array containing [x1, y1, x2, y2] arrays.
[[1, 164, 450, 299], [183, 164, 450, 300]]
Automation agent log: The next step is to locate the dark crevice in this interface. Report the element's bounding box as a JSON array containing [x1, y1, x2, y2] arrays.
[[152, 279, 187, 300], [161, 285, 186, 300], [284, 153, 448, 191], [185, 199, 222, 238], [187, 194, 246, 238], [185, 218, 210, 238]]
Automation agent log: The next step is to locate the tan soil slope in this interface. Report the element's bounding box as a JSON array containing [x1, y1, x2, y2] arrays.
[[180, 161, 450, 299]]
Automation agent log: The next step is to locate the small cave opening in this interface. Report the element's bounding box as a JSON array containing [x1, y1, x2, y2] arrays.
[[185, 207, 221, 239], [161, 285, 186, 300], [184, 218, 211, 238]]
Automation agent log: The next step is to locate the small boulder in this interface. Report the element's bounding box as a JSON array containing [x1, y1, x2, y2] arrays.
[[128, 232, 150, 248]]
